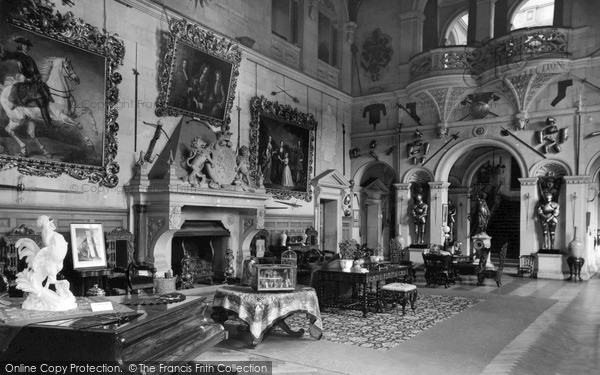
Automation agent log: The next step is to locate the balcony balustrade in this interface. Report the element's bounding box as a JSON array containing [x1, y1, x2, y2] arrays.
[[409, 27, 570, 83]]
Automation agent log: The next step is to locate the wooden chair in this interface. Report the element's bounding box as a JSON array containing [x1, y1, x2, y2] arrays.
[[1, 224, 43, 296], [517, 255, 535, 278], [477, 243, 508, 287], [106, 227, 155, 294], [1, 224, 42, 279]]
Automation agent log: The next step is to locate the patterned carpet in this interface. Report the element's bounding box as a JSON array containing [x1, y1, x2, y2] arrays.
[[282, 294, 480, 350]]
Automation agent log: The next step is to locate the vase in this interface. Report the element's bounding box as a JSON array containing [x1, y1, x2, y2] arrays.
[[568, 227, 584, 258], [340, 259, 353, 272]]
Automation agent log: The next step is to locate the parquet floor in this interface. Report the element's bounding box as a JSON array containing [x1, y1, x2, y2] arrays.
[[195, 269, 600, 375]]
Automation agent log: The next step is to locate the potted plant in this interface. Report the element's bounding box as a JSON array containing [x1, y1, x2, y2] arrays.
[[338, 239, 359, 271]]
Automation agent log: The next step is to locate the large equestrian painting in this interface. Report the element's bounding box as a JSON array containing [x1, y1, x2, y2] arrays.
[[0, 27, 104, 164], [0, 2, 124, 187]]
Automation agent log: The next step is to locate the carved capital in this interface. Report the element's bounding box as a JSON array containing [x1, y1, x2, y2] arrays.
[[519, 177, 539, 186], [429, 181, 450, 192], [564, 176, 592, 185]]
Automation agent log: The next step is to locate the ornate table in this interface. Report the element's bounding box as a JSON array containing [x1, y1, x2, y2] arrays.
[[318, 265, 409, 317], [211, 285, 323, 347]]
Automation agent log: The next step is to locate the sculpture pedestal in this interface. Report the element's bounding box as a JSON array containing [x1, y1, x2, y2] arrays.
[[534, 252, 565, 279], [471, 233, 493, 269]]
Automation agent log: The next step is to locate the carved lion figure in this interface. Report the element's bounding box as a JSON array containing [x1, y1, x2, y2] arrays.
[[185, 137, 213, 187], [235, 145, 253, 187]]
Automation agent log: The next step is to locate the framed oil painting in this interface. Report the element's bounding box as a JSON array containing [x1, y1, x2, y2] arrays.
[[70, 223, 107, 270], [156, 18, 241, 131], [249, 96, 317, 202], [0, 2, 124, 187]]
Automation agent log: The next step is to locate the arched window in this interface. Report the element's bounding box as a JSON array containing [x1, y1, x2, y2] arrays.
[[443, 12, 469, 46], [510, 0, 554, 30]]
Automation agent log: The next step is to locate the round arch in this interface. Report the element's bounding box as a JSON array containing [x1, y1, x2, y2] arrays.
[[434, 137, 529, 182], [584, 151, 600, 182], [353, 160, 398, 186], [402, 166, 434, 184], [529, 158, 572, 177], [462, 148, 513, 188], [508, 0, 555, 30], [440, 8, 469, 46]]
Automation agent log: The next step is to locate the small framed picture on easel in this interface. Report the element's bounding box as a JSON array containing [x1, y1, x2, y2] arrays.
[[70, 223, 107, 270]]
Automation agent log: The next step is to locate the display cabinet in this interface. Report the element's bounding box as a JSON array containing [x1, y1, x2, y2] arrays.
[[252, 264, 297, 291]]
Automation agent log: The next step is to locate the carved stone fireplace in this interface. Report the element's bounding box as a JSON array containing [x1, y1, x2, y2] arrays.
[[171, 221, 230, 283], [126, 118, 271, 278]]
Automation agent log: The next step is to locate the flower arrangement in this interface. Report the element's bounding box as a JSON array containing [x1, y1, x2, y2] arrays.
[[338, 238, 360, 260]]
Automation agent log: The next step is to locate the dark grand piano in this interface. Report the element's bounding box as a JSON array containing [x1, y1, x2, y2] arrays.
[[0, 295, 226, 371]]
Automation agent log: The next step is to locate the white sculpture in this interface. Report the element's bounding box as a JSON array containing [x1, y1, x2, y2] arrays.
[[15, 215, 77, 311]]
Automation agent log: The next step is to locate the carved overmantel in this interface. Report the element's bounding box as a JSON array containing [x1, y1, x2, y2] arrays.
[[126, 118, 271, 276]]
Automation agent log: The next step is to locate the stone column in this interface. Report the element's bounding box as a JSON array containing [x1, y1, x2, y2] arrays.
[[452, 187, 471, 255], [398, 11, 425, 63], [133, 204, 147, 263], [519, 177, 539, 256], [494, 0, 509, 38], [564, 176, 592, 279], [394, 183, 412, 241], [475, 0, 496, 42], [428, 181, 450, 246]]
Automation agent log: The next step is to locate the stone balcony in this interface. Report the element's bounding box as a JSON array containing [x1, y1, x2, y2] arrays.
[[405, 27, 572, 126], [409, 27, 571, 84]]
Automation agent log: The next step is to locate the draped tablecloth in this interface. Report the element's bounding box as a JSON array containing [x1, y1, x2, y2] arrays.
[[211, 285, 323, 346]]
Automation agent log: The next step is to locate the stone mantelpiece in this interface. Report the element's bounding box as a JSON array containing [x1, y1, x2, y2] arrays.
[[126, 116, 273, 277], [127, 182, 271, 277]]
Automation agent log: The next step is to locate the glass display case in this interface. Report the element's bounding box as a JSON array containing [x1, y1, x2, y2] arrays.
[[252, 264, 297, 292]]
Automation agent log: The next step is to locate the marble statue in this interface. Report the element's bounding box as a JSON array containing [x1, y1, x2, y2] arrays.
[[15, 215, 77, 311]]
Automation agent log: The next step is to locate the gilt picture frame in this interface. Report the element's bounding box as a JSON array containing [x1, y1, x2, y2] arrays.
[[156, 18, 241, 131], [249, 96, 317, 202], [0, 3, 124, 187], [70, 223, 107, 270]]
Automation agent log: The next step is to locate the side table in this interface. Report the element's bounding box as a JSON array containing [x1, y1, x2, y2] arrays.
[[211, 285, 323, 347]]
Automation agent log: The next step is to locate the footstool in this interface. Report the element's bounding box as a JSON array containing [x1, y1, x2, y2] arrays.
[[381, 282, 418, 315]]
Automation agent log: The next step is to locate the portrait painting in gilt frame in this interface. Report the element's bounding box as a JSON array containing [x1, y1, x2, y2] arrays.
[[156, 18, 241, 131], [249, 96, 317, 202], [0, 2, 124, 187], [70, 223, 107, 270]]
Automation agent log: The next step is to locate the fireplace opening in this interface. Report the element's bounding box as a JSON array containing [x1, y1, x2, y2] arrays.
[[170, 221, 230, 286]]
